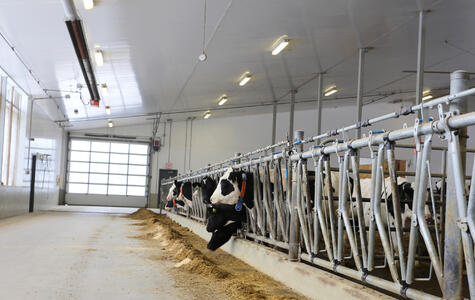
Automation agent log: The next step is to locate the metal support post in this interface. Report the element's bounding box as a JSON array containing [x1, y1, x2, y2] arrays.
[[289, 130, 304, 261], [272, 101, 277, 145], [444, 70, 469, 300], [316, 74, 323, 143], [289, 90, 297, 140], [356, 48, 366, 139], [415, 11, 427, 120]]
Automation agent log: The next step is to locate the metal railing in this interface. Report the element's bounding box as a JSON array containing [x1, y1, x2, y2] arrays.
[[161, 73, 475, 300]]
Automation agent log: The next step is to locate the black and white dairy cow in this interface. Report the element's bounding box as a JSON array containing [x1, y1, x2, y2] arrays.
[[355, 177, 415, 229], [165, 180, 193, 210], [205, 168, 255, 251], [192, 176, 218, 204]]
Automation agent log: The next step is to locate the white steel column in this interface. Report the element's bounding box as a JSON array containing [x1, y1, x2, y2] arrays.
[[415, 11, 426, 120], [289, 90, 296, 139], [0, 77, 7, 181], [356, 48, 366, 139], [443, 70, 469, 300], [316, 74, 323, 143], [272, 101, 277, 144]]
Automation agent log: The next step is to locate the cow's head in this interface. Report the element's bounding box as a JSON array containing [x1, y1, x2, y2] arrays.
[[196, 176, 217, 204], [206, 203, 246, 233], [166, 180, 181, 201], [210, 168, 254, 208]]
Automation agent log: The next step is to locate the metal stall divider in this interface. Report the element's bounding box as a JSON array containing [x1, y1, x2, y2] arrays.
[[159, 79, 475, 299]]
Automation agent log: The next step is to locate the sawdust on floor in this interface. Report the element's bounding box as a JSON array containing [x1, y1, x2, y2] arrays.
[[126, 208, 308, 300]]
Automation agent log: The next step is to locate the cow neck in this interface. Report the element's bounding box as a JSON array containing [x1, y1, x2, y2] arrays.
[[235, 173, 247, 211]]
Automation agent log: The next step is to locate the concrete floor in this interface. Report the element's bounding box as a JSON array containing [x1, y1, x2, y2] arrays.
[[0, 208, 189, 300]]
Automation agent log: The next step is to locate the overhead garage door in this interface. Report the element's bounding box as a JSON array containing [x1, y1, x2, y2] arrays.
[[65, 138, 150, 207]]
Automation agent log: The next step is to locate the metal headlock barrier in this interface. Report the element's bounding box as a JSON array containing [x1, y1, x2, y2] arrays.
[[161, 74, 475, 299]]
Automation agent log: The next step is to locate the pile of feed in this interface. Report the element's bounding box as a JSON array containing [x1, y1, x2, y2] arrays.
[[126, 208, 307, 300]]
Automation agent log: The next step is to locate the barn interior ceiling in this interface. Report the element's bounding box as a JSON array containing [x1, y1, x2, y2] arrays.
[[0, 0, 473, 129]]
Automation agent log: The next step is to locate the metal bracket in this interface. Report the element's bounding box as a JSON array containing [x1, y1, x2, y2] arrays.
[[413, 119, 421, 152], [332, 260, 340, 271], [411, 214, 418, 227], [400, 281, 409, 297], [457, 218, 469, 232], [361, 268, 369, 282], [437, 103, 453, 142]]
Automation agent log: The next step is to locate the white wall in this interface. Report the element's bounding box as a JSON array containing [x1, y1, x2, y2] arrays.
[[0, 100, 64, 219], [68, 99, 475, 207]]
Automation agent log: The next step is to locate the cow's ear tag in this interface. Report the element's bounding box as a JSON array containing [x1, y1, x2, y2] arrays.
[[212, 208, 216, 213], [235, 203, 242, 211]]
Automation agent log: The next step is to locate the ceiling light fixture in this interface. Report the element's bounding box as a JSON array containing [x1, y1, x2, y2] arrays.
[[271, 36, 290, 55], [422, 94, 433, 101], [108, 120, 114, 128], [105, 105, 111, 115], [101, 83, 108, 96], [83, 0, 94, 10], [203, 110, 211, 119], [239, 72, 251, 87], [422, 89, 433, 101], [324, 86, 338, 96], [218, 95, 228, 106], [95, 50, 104, 66]]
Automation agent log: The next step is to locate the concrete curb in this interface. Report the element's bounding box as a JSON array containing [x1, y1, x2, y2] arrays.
[[166, 212, 395, 300]]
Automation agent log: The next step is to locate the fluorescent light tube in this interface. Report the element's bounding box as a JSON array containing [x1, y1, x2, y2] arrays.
[[239, 73, 251, 86], [101, 83, 108, 96], [324, 86, 338, 96], [95, 50, 104, 66], [422, 94, 433, 101], [83, 0, 94, 10], [272, 39, 289, 55], [218, 95, 228, 106]]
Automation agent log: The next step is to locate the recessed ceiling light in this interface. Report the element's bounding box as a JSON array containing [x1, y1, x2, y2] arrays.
[[218, 95, 228, 106], [108, 120, 114, 128], [101, 83, 108, 96], [203, 110, 211, 119], [95, 50, 104, 66], [239, 72, 251, 87], [105, 105, 111, 115], [271, 36, 290, 55], [83, 0, 94, 10], [324, 86, 338, 96]]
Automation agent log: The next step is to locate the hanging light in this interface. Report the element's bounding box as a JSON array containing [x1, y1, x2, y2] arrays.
[[95, 50, 104, 66], [108, 120, 114, 128], [271, 35, 290, 55], [101, 83, 108, 96], [203, 110, 212, 119], [105, 105, 111, 115], [324, 85, 338, 96], [239, 72, 251, 86], [218, 95, 228, 106], [83, 0, 94, 10]]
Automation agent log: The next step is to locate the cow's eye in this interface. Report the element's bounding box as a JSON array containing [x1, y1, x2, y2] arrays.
[[221, 179, 235, 196]]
